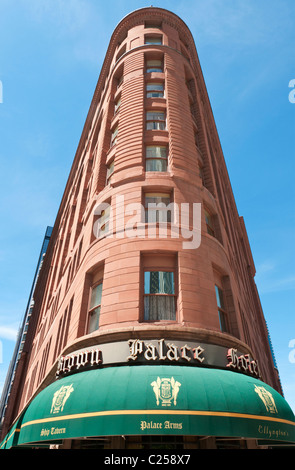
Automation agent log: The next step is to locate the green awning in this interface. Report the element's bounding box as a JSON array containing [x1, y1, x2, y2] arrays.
[[2, 365, 295, 447], [0, 419, 21, 449]]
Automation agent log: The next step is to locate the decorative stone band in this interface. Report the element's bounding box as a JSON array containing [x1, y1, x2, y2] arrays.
[[55, 338, 261, 380]]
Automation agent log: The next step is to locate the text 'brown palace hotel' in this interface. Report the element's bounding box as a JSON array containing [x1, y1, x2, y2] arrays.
[[1, 7, 294, 450]]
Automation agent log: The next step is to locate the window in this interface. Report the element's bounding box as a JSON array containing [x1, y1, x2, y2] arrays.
[[199, 166, 205, 186], [88, 282, 103, 333], [117, 76, 123, 89], [145, 36, 162, 45], [146, 59, 163, 73], [114, 97, 121, 115], [205, 210, 215, 237], [146, 82, 164, 98], [145, 21, 162, 29], [111, 126, 118, 147], [205, 209, 222, 243], [96, 205, 111, 237], [54, 297, 73, 359], [93, 203, 111, 241], [146, 146, 167, 172], [215, 285, 228, 333], [116, 44, 126, 62], [145, 193, 172, 223], [146, 111, 166, 130], [106, 160, 114, 184], [144, 271, 175, 321]]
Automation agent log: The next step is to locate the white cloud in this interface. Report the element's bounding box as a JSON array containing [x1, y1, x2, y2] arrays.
[[0, 325, 18, 341], [256, 273, 295, 294], [255, 259, 295, 294], [256, 261, 276, 276]]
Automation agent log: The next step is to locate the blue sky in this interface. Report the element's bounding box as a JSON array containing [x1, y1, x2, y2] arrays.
[[0, 0, 294, 413]]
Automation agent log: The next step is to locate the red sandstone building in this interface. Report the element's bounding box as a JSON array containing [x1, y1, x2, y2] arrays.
[[1, 7, 294, 449]]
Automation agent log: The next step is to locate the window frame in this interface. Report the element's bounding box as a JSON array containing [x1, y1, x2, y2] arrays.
[[143, 269, 177, 322], [98, 206, 111, 234], [114, 96, 121, 115], [146, 110, 166, 130], [106, 160, 115, 185], [145, 145, 168, 172], [145, 21, 162, 29], [110, 126, 118, 147], [116, 75, 123, 90], [93, 202, 111, 241], [215, 284, 228, 333], [144, 35, 163, 45], [205, 210, 215, 237], [144, 192, 172, 223], [146, 59, 163, 73], [87, 281, 103, 334], [146, 82, 164, 98], [116, 44, 126, 63]]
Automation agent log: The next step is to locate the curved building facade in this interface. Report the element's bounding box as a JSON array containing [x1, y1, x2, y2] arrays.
[[1, 7, 294, 450]]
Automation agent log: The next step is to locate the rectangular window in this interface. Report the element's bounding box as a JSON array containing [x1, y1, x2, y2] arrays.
[[199, 165, 205, 186], [146, 111, 166, 130], [215, 285, 228, 333], [145, 21, 162, 29], [205, 210, 215, 237], [144, 271, 175, 321], [146, 59, 163, 73], [53, 297, 73, 359], [97, 205, 111, 237], [114, 97, 121, 115], [145, 36, 162, 45], [106, 161, 114, 184], [116, 44, 126, 62], [111, 126, 118, 147], [145, 193, 171, 223], [146, 82, 164, 98], [88, 282, 103, 333], [146, 146, 167, 172], [117, 76, 123, 89]]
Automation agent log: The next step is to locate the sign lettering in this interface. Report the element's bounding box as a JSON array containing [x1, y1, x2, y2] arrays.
[[127, 339, 205, 364], [56, 348, 102, 378], [226, 348, 261, 377], [55, 339, 260, 380]]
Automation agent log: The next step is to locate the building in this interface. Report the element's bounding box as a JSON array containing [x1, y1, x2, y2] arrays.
[[1, 7, 294, 450], [0, 226, 52, 436]]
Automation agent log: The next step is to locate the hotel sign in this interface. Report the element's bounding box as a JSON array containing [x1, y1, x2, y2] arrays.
[[126, 339, 261, 377], [127, 338, 205, 363], [55, 338, 261, 379]]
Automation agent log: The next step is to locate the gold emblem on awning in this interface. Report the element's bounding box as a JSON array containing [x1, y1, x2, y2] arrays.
[[254, 385, 278, 414], [151, 377, 181, 407], [50, 384, 74, 414]]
